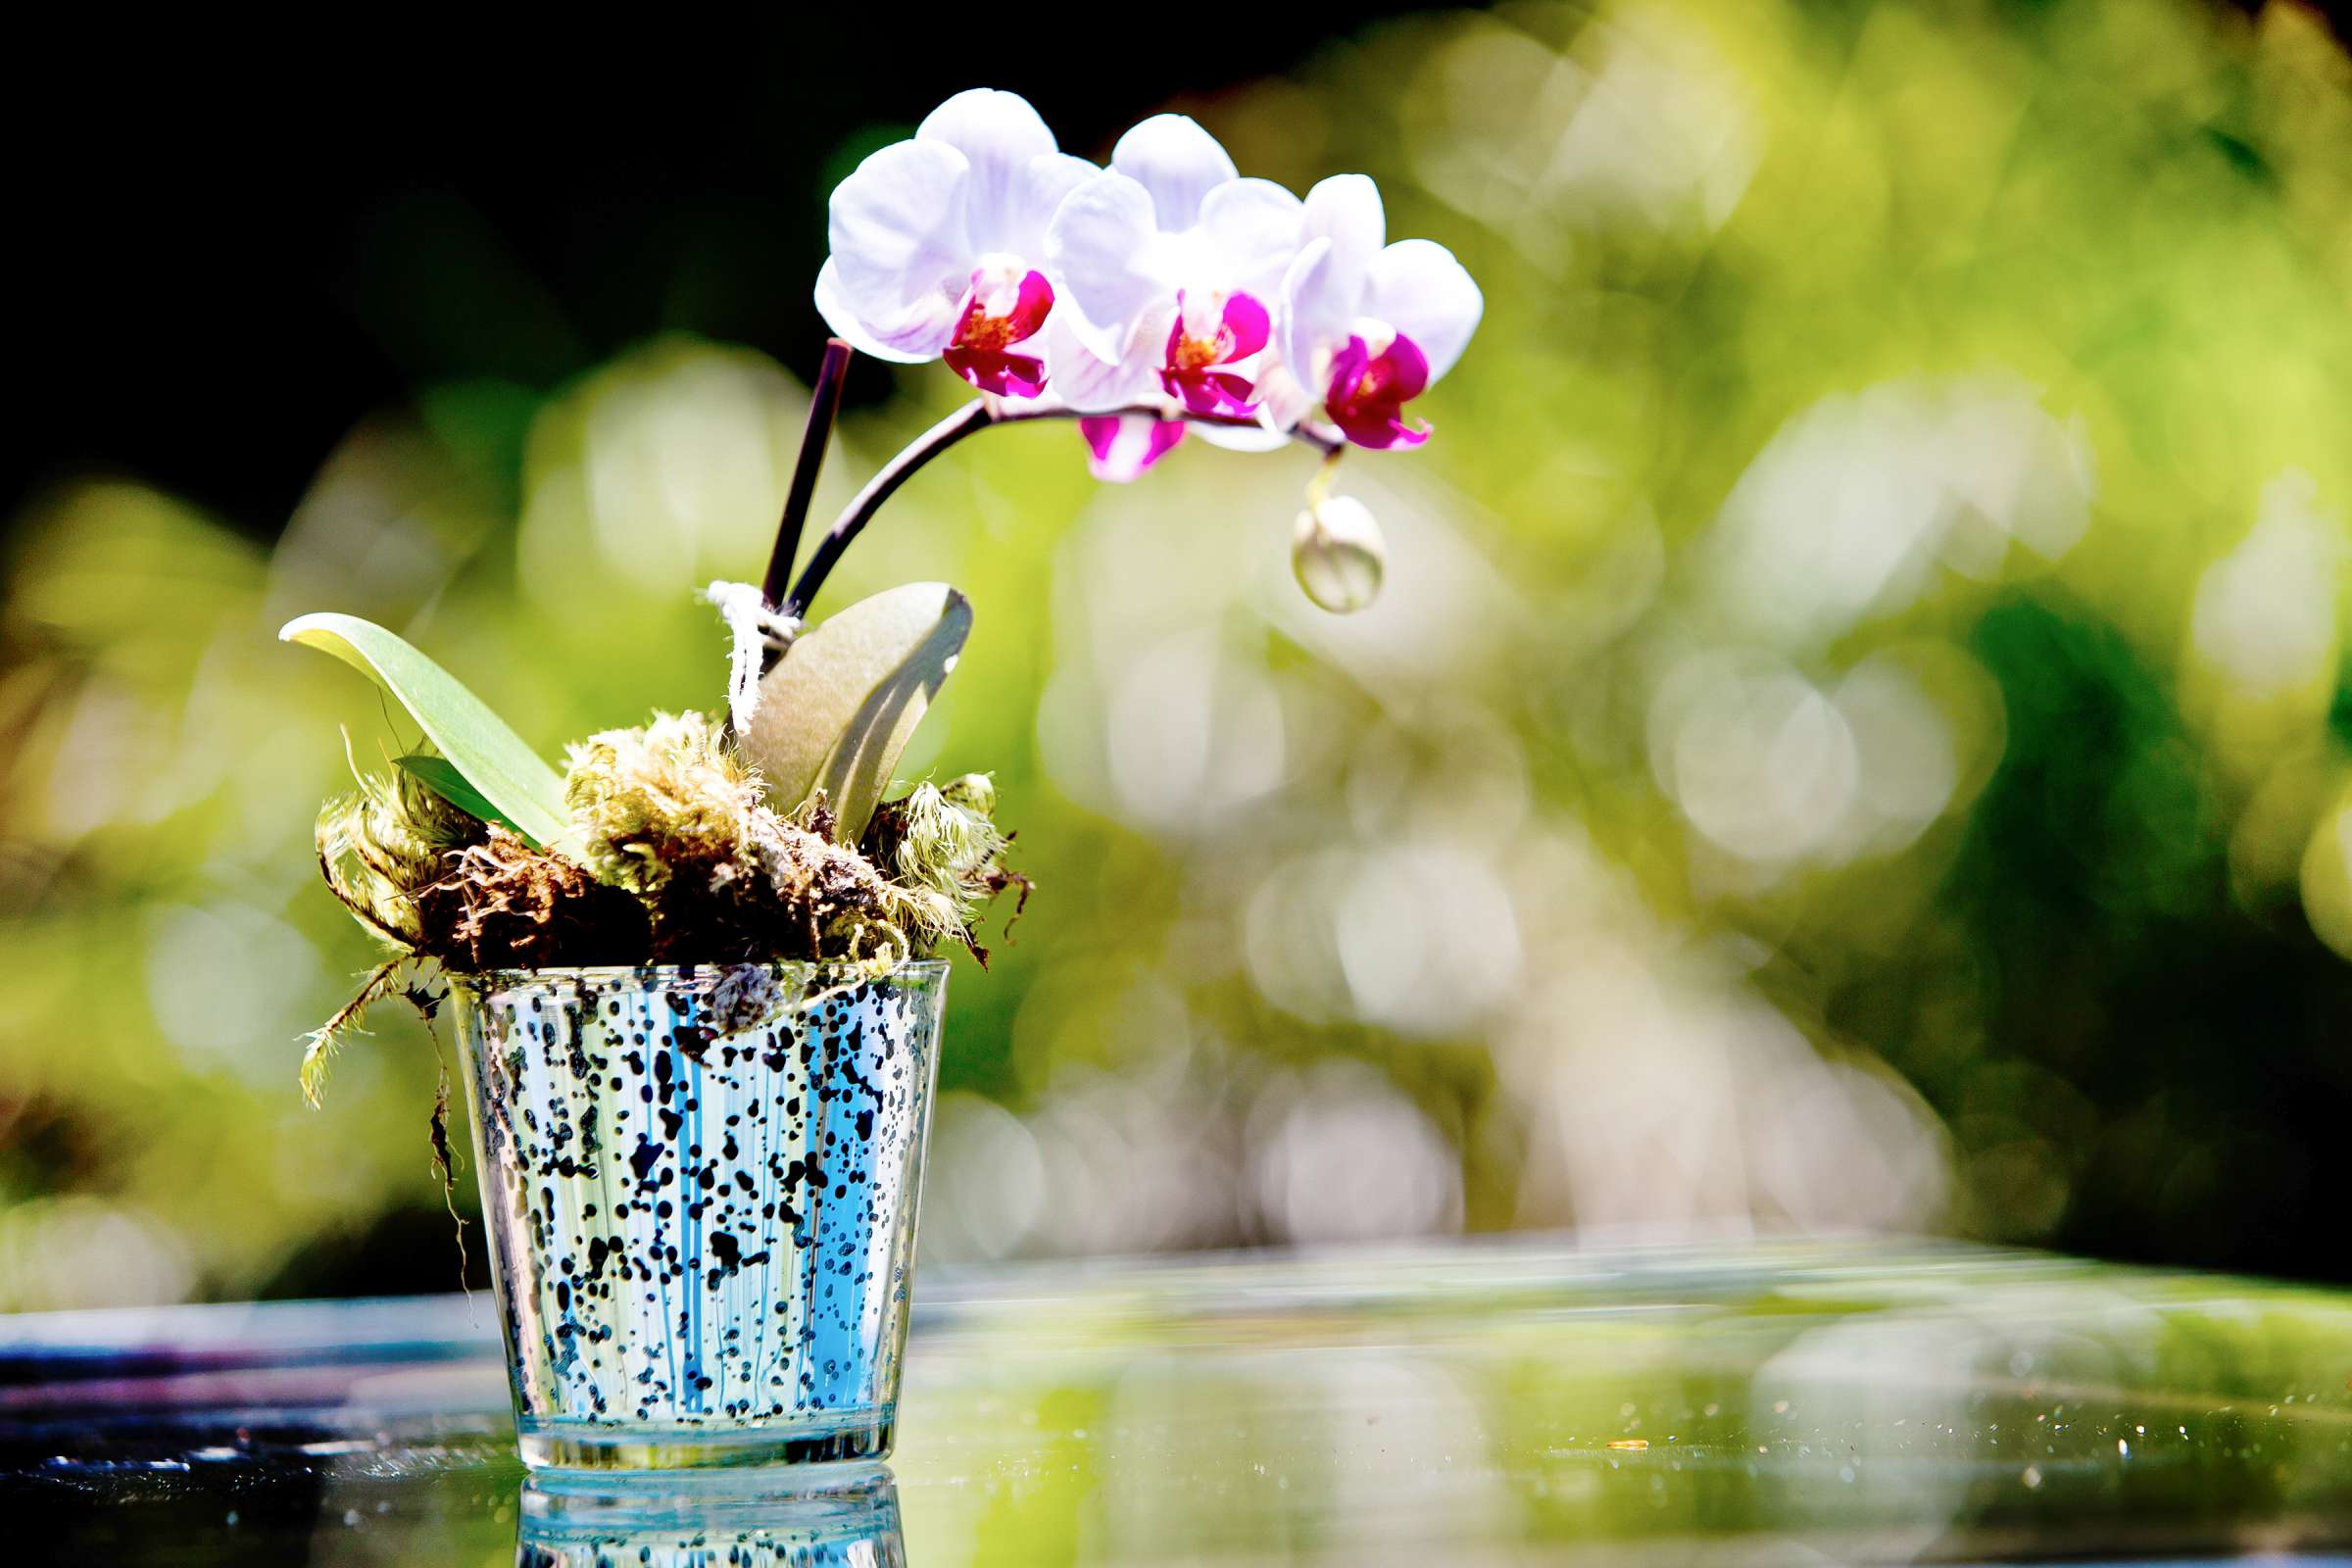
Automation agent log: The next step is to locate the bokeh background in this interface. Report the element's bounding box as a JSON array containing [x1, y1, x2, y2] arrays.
[[6, 0, 2351, 1310]]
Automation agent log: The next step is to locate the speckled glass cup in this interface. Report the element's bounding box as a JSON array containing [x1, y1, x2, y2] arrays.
[[450, 961, 947, 1470]]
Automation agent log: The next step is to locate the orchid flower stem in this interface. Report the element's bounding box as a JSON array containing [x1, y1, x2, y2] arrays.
[[1304, 448, 1346, 508], [762, 338, 853, 612], [778, 399, 1346, 623]]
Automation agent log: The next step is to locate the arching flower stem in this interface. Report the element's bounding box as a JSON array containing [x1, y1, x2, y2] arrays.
[[775, 401, 1345, 627]]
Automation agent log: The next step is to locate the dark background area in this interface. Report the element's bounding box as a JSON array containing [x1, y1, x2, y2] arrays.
[[12, 11, 1468, 539], [19, 0, 2346, 537]]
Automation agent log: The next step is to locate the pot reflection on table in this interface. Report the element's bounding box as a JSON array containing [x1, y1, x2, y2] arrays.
[[515, 1463, 906, 1568], [14, 1242, 2352, 1563]]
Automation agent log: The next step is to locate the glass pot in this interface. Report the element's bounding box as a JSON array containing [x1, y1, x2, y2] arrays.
[[450, 961, 946, 1470]]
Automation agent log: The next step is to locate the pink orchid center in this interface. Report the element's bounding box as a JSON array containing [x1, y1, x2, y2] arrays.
[[1323, 330, 1433, 451], [944, 264, 1054, 398], [1160, 290, 1270, 417]]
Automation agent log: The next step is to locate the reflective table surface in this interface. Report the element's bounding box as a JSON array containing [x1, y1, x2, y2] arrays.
[[7, 1237, 2352, 1564]]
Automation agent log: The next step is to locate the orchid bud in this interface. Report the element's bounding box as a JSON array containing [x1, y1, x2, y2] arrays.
[[1292, 494, 1387, 613]]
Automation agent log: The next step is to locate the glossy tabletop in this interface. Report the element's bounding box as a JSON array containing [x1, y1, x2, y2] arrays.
[[7, 1237, 2352, 1564]]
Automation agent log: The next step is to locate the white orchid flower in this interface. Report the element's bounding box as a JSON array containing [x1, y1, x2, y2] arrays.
[[812, 95, 1482, 485], [1043, 114, 1305, 477], [814, 89, 1096, 398], [1273, 174, 1484, 449]]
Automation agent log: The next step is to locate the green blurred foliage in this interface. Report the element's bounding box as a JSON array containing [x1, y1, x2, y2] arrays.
[[3, 0, 2351, 1304]]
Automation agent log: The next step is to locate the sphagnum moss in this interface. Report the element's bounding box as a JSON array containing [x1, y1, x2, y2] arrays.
[[302, 710, 1020, 1102]]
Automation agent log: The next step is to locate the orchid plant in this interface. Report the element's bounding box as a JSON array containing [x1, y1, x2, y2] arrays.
[[283, 88, 1480, 1121]]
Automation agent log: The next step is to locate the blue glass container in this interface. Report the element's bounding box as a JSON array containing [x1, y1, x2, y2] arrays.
[[451, 961, 947, 1470]]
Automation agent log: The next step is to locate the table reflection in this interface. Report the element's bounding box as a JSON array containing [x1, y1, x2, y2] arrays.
[[517, 1464, 905, 1567], [12, 1241, 2352, 1562]]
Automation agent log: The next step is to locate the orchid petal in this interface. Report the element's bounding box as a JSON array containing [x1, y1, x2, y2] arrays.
[[1010, 270, 1054, 338], [1252, 359, 1316, 432], [1040, 307, 1166, 413], [1278, 236, 1347, 388], [1197, 177, 1305, 296], [1196, 420, 1291, 453], [1046, 171, 1162, 361], [1335, 413, 1429, 452], [944, 346, 1048, 399], [1219, 291, 1270, 362], [1165, 370, 1237, 416], [1367, 331, 1431, 403], [1301, 173, 1384, 309], [918, 89, 1056, 254], [1111, 114, 1238, 230], [1013, 151, 1099, 250], [1364, 238, 1483, 384], [815, 258, 956, 363], [826, 138, 972, 336], [1080, 414, 1187, 482]]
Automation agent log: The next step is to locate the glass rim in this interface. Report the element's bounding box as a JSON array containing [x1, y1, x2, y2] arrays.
[[446, 957, 954, 992]]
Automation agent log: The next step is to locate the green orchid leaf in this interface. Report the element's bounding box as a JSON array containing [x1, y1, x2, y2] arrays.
[[395, 754, 519, 833], [280, 612, 571, 851], [740, 582, 972, 840]]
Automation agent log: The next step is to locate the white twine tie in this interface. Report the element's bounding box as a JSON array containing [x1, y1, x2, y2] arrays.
[[701, 580, 800, 733]]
